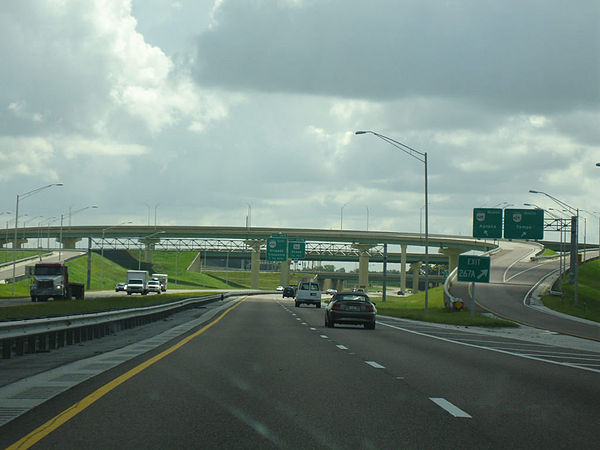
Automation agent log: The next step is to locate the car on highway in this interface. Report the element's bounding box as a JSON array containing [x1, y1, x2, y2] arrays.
[[325, 288, 337, 295], [295, 281, 321, 308], [115, 282, 127, 292], [276, 285, 284, 291], [147, 280, 162, 294], [325, 291, 376, 329], [282, 286, 295, 298]]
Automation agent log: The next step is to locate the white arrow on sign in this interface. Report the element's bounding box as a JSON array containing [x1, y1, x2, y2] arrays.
[[483, 230, 488, 236], [477, 270, 489, 280]]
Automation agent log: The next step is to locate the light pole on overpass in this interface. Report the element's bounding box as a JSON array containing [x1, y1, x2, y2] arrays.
[[356, 131, 430, 311], [12, 183, 63, 296]]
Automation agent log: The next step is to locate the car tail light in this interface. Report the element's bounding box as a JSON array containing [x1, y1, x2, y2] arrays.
[[332, 303, 341, 311], [365, 304, 374, 312]]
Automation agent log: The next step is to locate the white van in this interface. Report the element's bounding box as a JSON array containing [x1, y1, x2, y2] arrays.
[[295, 281, 321, 308]]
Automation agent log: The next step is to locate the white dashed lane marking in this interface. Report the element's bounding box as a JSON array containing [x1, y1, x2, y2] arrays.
[[429, 398, 472, 418], [365, 361, 385, 369], [336, 345, 348, 350]]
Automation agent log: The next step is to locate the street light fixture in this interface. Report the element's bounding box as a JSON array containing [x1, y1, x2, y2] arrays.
[[356, 130, 430, 310], [12, 183, 63, 295]]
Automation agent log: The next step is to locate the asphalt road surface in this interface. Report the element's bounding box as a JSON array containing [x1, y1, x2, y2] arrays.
[[1, 295, 598, 449], [451, 241, 600, 341]]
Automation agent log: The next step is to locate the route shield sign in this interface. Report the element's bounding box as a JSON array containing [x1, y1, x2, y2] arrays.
[[266, 235, 288, 262], [504, 209, 544, 240], [457, 255, 490, 283], [473, 208, 502, 238], [288, 238, 306, 260]]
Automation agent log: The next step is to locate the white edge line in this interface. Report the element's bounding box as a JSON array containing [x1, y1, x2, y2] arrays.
[[379, 322, 600, 374], [430, 397, 472, 418]]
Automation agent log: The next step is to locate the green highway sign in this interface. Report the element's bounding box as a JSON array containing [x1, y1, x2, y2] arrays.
[[504, 209, 544, 240], [473, 208, 503, 238], [266, 235, 288, 262], [457, 255, 490, 283], [288, 238, 306, 260]]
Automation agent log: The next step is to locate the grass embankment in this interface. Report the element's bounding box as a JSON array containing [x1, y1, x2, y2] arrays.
[[0, 249, 47, 264], [370, 286, 517, 327], [0, 292, 220, 321], [541, 259, 600, 323]]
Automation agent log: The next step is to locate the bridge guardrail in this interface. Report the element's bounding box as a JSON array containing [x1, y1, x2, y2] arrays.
[[0, 290, 273, 359]]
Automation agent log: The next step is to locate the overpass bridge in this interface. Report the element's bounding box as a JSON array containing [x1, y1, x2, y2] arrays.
[[1, 225, 494, 291]]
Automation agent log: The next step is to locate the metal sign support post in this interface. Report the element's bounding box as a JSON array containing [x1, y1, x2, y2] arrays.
[[470, 282, 475, 318]]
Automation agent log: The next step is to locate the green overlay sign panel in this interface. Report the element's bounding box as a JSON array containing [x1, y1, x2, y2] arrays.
[[504, 209, 544, 240], [288, 238, 306, 260], [457, 255, 490, 283], [473, 208, 502, 238], [266, 235, 288, 262]]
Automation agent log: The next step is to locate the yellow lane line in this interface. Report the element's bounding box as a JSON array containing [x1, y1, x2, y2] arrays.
[[7, 297, 249, 450]]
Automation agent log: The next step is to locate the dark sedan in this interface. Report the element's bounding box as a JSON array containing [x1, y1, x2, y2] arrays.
[[325, 292, 376, 329], [282, 286, 295, 298]]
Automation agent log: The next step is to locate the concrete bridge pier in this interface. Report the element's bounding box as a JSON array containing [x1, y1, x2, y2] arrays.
[[10, 239, 28, 249], [352, 244, 375, 290], [139, 238, 161, 264], [440, 247, 465, 272], [280, 259, 291, 287], [410, 262, 421, 293], [336, 279, 345, 292], [245, 240, 264, 290], [400, 244, 407, 293], [56, 237, 82, 249]]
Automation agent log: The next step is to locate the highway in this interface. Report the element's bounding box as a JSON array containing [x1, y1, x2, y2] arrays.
[[1, 295, 599, 449], [451, 241, 600, 341]]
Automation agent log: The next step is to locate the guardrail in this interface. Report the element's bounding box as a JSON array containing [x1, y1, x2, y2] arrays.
[[0, 290, 272, 359]]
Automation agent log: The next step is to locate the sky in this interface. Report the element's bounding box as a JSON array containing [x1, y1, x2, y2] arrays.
[[1, 0, 599, 245]]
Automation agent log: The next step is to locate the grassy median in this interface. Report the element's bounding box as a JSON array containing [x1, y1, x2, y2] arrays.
[[370, 286, 517, 327]]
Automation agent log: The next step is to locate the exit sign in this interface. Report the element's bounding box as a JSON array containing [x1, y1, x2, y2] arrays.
[[457, 255, 491, 283]]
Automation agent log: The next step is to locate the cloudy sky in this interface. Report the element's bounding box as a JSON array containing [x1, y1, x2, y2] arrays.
[[1, 0, 599, 243]]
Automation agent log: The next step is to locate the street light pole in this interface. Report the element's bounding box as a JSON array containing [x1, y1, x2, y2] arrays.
[[12, 183, 63, 295], [356, 131, 430, 311], [529, 190, 579, 306], [340, 202, 349, 230]]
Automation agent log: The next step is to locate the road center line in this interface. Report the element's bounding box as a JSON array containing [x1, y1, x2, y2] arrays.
[[7, 297, 250, 450], [429, 397, 472, 418]]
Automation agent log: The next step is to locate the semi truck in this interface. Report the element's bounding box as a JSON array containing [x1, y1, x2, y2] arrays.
[[126, 270, 149, 295], [29, 262, 85, 302]]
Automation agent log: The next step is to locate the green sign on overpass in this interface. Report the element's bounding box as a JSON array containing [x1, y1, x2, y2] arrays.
[[504, 209, 544, 240], [473, 208, 502, 239], [288, 238, 306, 260], [266, 234, 288, 262]]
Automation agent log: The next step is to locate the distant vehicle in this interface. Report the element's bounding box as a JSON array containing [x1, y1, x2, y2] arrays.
[[29, 262, 85, 302], [151, 273, 168, 291], [276, 285, 284, 291], [397, 290, 405, 296], [282, 286, 295, 298], [295, 281, 321, 308], [115, 282, 127, 292], [325, 288, 337, 295], [325, 292, 376, 329], [127, 270, 149, 295], [147, 280, 162, 293]]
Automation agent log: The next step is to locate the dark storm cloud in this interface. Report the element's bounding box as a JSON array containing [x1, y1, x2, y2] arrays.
[[194, 0, 600, 113]]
